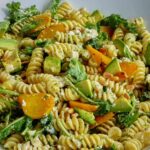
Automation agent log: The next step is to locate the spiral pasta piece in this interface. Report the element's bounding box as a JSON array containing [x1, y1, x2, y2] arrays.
[[19, 38, 35, 48], [112, 27, 124, 40], [15, 81, 46, 94], [44, 43, 80, 60], [26, 48, 44, 77], [57, 2, 73, 18], [59, 87, 80, 101], [124, 33, 136, 47], [130, 41, 143, 54], [55, 31, 83, 44], [139, 101, 150, 113], [133, 60, 145, 88], [4, 134, 24, 150], [84, 66, 100, 75]]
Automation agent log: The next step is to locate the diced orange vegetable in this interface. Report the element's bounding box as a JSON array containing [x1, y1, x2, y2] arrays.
[[69, 101, 98, 112], [18, 93, 55, 119], [90, 112, 114, 129], [86, 45, 111, 65], [100, 26, 114, 37], [31, 13, 51, 33], [96, 112, 114, 124], [120, 62, 138, 77], [38, 24, 66, 39], [115, 71, 127, 81], [99, 48, 107, 55]]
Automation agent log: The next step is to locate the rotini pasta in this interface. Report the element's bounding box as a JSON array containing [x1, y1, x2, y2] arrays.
[[0, 1, 149, 150]]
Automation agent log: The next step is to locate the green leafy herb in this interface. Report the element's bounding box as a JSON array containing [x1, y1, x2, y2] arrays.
[[21, 21, 39, 34], [0, 21, 10, 37], [100, 14, 137, 33], [117, 110, 139, 128], [23, 47, 34, 55], [85, 22, 99, 31], [94, 101, 112, 116], [6, 2, 39, 24], [35, 39, 54, 47], [49, 0, 61, 18], [0, 116, 27, 141], [68, 58, 87, 83], [84, 32, 108, 49], [117, 96, 139, 127], [140, 91, 150, 102]]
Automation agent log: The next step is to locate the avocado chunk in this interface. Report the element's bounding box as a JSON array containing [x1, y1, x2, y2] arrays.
[[2, 50, 22, 73], [0, 39, 19, 50], [91, 10, 104, 22], [0, 21, 10, 37], [114, 39, 133, 59], [105, 58, 121, 75], [144, 43, 150, 66], [75, 108, 96, 125], [111, 96, 132, 113], [75, 79, 93, 97], [44, 56, 61, 75]]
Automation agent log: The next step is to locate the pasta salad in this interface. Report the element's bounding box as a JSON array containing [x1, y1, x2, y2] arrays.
[[0, 0, 150, 150]]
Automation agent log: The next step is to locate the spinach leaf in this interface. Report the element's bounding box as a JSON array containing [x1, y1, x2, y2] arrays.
[[140, 92, 150, 102], [85, 22, 99, 32], [0, 116, 27, 141], [68, 58, 87, 83], [94, 101, 112, 116], [49, 0, 61, 18], [84, 32, 108, 49], [100, 14, 137, 33], [6, 2, 39, 24], [0, 87, 19, 96]]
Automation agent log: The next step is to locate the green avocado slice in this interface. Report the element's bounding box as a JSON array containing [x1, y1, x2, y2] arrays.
[[105, 58, 121, 75], [44, 56, 61, 75], [75, 108, 96, 125], [114, 39, 133, 59], [144, 43, 150, 66], [75, 79, 93, 98], [111, 96, 132, 113]]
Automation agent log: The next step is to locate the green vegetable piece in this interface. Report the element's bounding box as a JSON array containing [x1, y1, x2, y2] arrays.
[[0, 87, 19, 96], [74, 108, 96, 125], [113, 39, 133, 59], [91, 10, 104, 22], [44, 56, 61, 75], [144, 43, 150, 66], [68, 58, 87, 83], [0, 116, 26, 141], [0, 39, 18, 50], [2, 50, 22, 73], [111, 96, 132, 113], [50, 0, 61, 18], [0, 21, 10, 37], [105, 58, 121, 75], [75, 79, 93, 98]]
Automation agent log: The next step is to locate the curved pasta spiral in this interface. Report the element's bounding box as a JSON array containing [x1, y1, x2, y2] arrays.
[[112, 27, 124, 40], [57, 2, 73, 18], [124, 33, 136, 47], [58, 134, 124, 149], [4, 134, 24, 150], [102, 42, 118, 58], [26, 48, 44, 77], [133, 60, 145, 88], [139, 101, 150, 113], [0, 70, 14, 83], [59, 87, 80, 101], [120, 116, 149, 140], [19, 38, 35, 48], [53, 108, 89, 135], [130, 41, 143, 54], [44, 43, 80, 60], [84, 66, 100, 75], [15, 81, 46, 94], [55, 31, 83, 44], [67, 10, 88, 26], [133, 17, 145, 28], [0, 49, 4, 58], [11, 18, 33, 34], [0, 98, 17, 114], [96, 118, 116, 134]]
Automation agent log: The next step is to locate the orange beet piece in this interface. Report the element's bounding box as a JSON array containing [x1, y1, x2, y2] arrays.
[[120, 62, 138, 77], [18, 93, 55, 119], [38, 24, 66, 39]]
